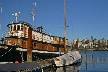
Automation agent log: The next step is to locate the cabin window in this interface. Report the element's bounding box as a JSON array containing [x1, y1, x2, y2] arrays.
[[11, 26, 12, 31], [40, 29, 41, 32], [53, 37, 55, 40], [55, 38, 57, 41], [14, 25, 16, 30], [17, 25, 20, 30], [60, 39, 62, 42], [21, 25, 23, 31], [34, 43, 36, 47], [8, 27, 10, 31]]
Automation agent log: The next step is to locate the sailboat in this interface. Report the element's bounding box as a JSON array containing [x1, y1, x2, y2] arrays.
[[53, 0, 82, 67]]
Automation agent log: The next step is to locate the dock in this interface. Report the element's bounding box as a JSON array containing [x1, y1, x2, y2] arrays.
[[0, 58, 54, 72]]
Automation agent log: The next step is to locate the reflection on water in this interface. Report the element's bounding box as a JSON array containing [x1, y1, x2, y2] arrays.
[[80, 50, 108, 72], [43, 63, 81, 72], [84, 56, 108, 63], [81, 50, 108, 63], [55, 63, 81, 72]]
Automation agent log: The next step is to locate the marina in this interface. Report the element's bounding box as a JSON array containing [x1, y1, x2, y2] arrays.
[[0, 0, 108, 72], [0, 0, 82, 71]]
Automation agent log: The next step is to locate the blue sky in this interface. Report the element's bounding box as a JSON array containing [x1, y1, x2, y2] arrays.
[[0, 0, 108, 41]]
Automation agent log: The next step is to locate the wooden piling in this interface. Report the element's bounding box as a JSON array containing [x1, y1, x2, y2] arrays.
[[27, 27, 33, 62], [92, 50, 94, 66], [76, 41, 78, 51], [86, 54, 87, 70], [85, 46, 87, 70]]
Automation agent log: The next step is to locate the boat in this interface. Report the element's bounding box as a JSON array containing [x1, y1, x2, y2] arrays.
[[0, 21, 66, 62], [0, 2, 71, 63], [54, 51, 82, 67], [53, 0, 82, 67]]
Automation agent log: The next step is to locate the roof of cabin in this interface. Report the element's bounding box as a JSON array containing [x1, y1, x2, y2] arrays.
[[6, 21, 64, 39], [37, 26, 43, 29], [7, 21, 32, 28]]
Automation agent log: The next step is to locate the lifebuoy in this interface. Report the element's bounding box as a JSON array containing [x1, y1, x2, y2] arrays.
[[14, 60, 19, 64], [32, 34, 35, 39]]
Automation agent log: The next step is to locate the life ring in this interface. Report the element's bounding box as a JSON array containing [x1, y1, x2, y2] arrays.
[[14, 60, 19, 64], [32, 34, 35, 39]]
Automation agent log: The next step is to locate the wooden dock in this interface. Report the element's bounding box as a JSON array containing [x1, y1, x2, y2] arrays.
[[0, 59, 54, 72]]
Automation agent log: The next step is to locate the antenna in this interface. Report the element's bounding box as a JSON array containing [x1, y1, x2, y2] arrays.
[[12, 12, 20, 22], [31, 2, 37, 29], [0, 4, 2, 30], [0, 4, 2, 13]]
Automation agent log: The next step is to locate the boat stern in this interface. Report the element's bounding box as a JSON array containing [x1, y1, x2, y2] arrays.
[[53, 58, 64, 67]]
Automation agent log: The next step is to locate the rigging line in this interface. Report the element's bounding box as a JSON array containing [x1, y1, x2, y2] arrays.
[[0, 47, 13, 57], [26, 0, 28, 8], [68, 6, 74, 41], [0, 4, 2, 13], [0, 47, 13, 70], [58, 25, 60, 36], [58, 19, 62, 37], [16, 0, 19, 12]]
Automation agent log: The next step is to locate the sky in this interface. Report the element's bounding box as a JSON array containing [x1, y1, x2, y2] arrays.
[[0, 0, 108, 42]]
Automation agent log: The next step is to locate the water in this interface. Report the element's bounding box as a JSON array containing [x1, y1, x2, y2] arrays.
[[44, 50, 108, 72], [80, 50, 108, 72]]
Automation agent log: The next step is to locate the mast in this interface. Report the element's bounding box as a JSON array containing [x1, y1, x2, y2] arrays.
[[64, 0, 67, 54], [31, 2, 36, 29], [0, 4, 2, 30]]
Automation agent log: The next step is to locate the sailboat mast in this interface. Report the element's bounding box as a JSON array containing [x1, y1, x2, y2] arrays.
[[0, 4, 2, 30], [64, 0, 67, 54]]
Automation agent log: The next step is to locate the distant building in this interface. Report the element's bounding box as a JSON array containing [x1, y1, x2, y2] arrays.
[[91, 36, 93, 42], [73, 39, 77, 44], [94, 39, 98, 44], [77, 38, 80, 42], [89, 41, 93, 48], [98, 40, 101, 48], [101, 38, 107, 45]]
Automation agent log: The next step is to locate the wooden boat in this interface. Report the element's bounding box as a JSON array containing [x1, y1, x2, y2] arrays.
[[0, 21, 68, 62]]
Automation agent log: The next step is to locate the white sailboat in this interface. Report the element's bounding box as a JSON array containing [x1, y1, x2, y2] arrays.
[[54, 51, 82, 67], [53, 0, 82, 67]]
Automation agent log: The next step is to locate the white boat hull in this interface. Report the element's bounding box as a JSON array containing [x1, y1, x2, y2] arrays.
[[54, 51, 82, 67]]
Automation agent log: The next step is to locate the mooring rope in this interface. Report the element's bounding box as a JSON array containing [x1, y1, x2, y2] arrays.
[[0, 47, 13, 57]]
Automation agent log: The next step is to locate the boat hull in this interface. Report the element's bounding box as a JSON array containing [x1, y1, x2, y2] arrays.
[[0, 47, 64, 63], [53, 51, 82, 67]]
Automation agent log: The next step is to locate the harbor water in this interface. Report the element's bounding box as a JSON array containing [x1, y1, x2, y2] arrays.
[[80, 50, 108, 72], [45, 50, 108, 72]]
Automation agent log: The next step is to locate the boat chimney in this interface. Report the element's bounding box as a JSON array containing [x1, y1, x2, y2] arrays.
[[39, 26, 43, 33]]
